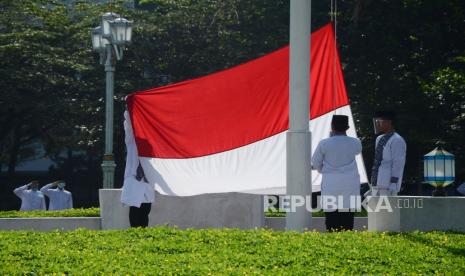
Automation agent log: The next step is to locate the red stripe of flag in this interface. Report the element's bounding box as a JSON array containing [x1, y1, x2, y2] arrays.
[[127, 23, 349, 158]]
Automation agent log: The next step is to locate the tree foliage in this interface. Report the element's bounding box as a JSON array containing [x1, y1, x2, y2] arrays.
[[0, 0, 104, 174], [0, 0, 464, 194], [336, 0, 465, 184]]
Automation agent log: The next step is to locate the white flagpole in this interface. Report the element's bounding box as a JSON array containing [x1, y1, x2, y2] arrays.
[[286, 0, 312, 231]]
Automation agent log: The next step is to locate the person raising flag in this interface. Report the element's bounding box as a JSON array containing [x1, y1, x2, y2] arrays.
[[312, 115, 362, 231]]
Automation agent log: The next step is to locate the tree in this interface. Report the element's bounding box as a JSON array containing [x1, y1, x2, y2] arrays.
[[0, 0, 107, 174], [335, 0, 465, 186]]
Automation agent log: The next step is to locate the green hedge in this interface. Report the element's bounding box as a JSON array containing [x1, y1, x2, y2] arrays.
[[1, 208, 368, 218], [0, 208, 100, 218], [265, 209, 368, 217], [0, 228, 464, 274]]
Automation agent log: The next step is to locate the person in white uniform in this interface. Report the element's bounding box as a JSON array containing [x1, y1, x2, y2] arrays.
[[40, 181, 73, 210], [13, 181, 46, 211], [312, 115, 362, 231], [121, 110, 155, 227], [370, 111, 407, 196]]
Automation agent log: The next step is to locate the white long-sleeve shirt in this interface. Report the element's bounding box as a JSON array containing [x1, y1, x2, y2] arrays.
[[312, 135, 362, 172], [13, 185, 46, 211], [374, 132, 407, 192], [40, 183, 73, 210]]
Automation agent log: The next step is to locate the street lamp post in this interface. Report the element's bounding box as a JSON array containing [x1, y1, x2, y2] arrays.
[[91, 12, 133, 189]]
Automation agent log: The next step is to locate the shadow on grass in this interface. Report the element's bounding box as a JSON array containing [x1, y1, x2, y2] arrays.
[[394, 231, 465, 258]]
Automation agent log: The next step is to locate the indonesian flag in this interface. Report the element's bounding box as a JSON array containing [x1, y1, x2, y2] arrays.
[[125, 23, 368, 196]]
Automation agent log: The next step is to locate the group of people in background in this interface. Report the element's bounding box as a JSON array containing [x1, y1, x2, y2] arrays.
[[13, 180, 73, 211], [312, 110, 406, 232]]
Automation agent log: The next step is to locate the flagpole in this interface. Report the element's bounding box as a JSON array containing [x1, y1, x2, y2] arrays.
[[286, 0, 312, 231]]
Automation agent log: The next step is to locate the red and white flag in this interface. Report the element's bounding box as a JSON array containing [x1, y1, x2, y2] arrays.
[[125, 23, 367, 196]]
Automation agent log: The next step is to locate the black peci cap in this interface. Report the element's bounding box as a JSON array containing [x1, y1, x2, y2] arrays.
[[331, 115, 349, 131]]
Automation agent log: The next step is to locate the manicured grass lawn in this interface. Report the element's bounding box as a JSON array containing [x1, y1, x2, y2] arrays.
[[0, 208, 100, 218], [1, 227, 464, 274]]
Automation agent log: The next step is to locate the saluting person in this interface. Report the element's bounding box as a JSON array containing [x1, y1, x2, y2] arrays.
[[40, 181, 73, 210], [13, 181, 46, 211]]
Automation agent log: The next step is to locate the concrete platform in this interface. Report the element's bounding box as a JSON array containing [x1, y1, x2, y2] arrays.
[[368, 196, 465, 232], [5, 195, 460, 233], [0, 217, 101, 231], [99, 189, 264, 230]]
